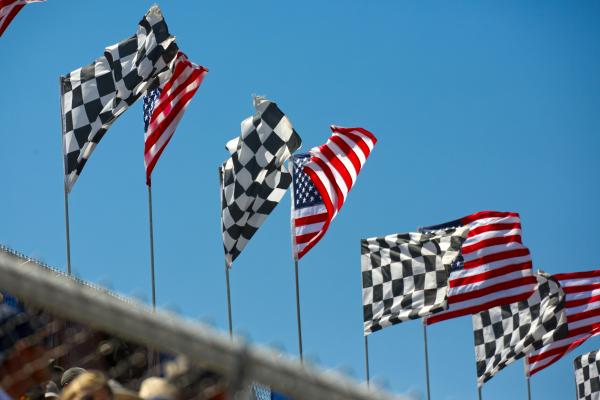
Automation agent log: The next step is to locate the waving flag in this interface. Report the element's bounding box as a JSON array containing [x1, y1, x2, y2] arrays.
[[0, 0, 44, 37], [472, 272, 567, 385], [221, 97, 301, 266], [361, 227, 469, 334], [574, 350, 600, 400], [527, 269, 600, 375], [292, 126, 377, 259], [143, 52, 207, 185], [421, 211, 537, 324], [60, 5, 178, 192]]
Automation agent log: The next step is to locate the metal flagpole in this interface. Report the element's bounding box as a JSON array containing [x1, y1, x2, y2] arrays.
[[59, 77, 72, 276], [219, 167, 234, 338], [147, 185, 157, 309], [289, 159, 304, 361], [422, 318, 432, 400], [225, 262, 233, 337], [524, 358, 532, 400], [364, 335, 370, 386], [478, 386, 482, 400]]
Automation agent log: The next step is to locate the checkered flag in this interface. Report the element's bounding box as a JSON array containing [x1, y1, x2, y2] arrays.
[[361, 227, 469, 335], [220, 96, 302, 267], [575, 350, 600, 400], [60, 5, 178, 192], [472, 271, 568, 385]]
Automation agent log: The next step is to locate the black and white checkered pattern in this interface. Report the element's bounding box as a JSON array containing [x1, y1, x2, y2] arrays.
[[575, 350, 600, 400], [472, 272, 568, 385], [220, 96, 302, 267], [60, 5, 178, 192], [361, 227, 469, 335]]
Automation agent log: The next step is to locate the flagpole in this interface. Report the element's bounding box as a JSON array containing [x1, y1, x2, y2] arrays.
[[364, 335, 370, 386], [478, 386, 482, 400], [219, 166, 233, 338], [225, 262, 233, 337], [289, 161, 304, 361], [59, 77, 72, 276], [147, 185, 157, 309], [422, 318, 431, 400], [524, 358, 532, 400]]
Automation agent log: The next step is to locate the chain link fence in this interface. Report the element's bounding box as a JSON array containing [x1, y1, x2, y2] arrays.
[[0, 246, 406, 400]]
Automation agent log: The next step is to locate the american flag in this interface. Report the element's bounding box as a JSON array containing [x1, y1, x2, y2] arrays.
[[143, 51, 207, 185], [421, 211, 537, 324], [526, 269, 600, 376], [292, 126, 377, 259], [0, 0, 44, 37]]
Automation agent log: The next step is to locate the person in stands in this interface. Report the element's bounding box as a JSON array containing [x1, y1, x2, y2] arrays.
[[60, 372, 112, 400]]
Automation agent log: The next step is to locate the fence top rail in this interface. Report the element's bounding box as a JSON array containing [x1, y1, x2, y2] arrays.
[[0, 246, 408, 400]]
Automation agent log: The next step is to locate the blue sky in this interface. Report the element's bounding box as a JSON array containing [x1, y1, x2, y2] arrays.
[[1, 1, 599, 399]]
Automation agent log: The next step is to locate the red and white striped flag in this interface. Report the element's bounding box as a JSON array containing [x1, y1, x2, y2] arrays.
[[291, 126, 377, 259], [0, 0, 44, 37], [143, 51, 207, 185], [421, 211, 537, 324], [526, 269, 600, 375]]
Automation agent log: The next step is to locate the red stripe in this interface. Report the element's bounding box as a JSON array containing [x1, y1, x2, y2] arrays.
[[462, 234, 522, 255], [150, 63, 207, 119], [0, 3, 24, 36], [467, 223, 521, 239], [555, 269, 600, 281], [427, 290, 534, 325], [332, 126, 378, 144], [568, 324, 600, 338], [448, 276, 537, 304], [0, 0, 19, 8], [449, 261, 532, 288], [341, 130, 373, 160], [329, 135, 362, 176], [295, 231, 320, 244], [309, 157, 344, 212], [318, 143, 353, 194], [299, 166, 335, 260], [463, 247, 530, 269], [294, 212, 328, 226], [563, 283, 600, 294], [568, 307, 600, 323], [144, 69, 204, 151], [567, 293, 600, 308], [461, 211, 520, 225]]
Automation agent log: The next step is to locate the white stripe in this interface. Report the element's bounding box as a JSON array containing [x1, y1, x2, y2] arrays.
[[304, 162, 338, 217], [567, 299, 600, 315], [311, 152, 349, 201], [343, 129, 376, 152], [446, 283, 535, 309], [560, 276, 600, 287], [466, 215, 521, 227], [335, 133, 367, 165], [292, 204, 327, 219], [567, 289, 600, 303], [568, 315, 600, 331], [448, 254, 532, 279], [295, 221, 325, 236], [462, 241, 527, 263], [325, 139, 358, 183], [447, 270, 533, 296], [463, 228, 522, 247]]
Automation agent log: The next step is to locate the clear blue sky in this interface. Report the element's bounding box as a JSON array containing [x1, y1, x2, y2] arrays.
[[1, 1, 599, 399]]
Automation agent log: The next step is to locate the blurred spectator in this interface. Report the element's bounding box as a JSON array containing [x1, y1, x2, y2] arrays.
[[60, 368, 86, 389], [43, 382, 59, 400], [61, 372, 112, 400], [107, 380, 140, 400], [138, 378, 177, 400]]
